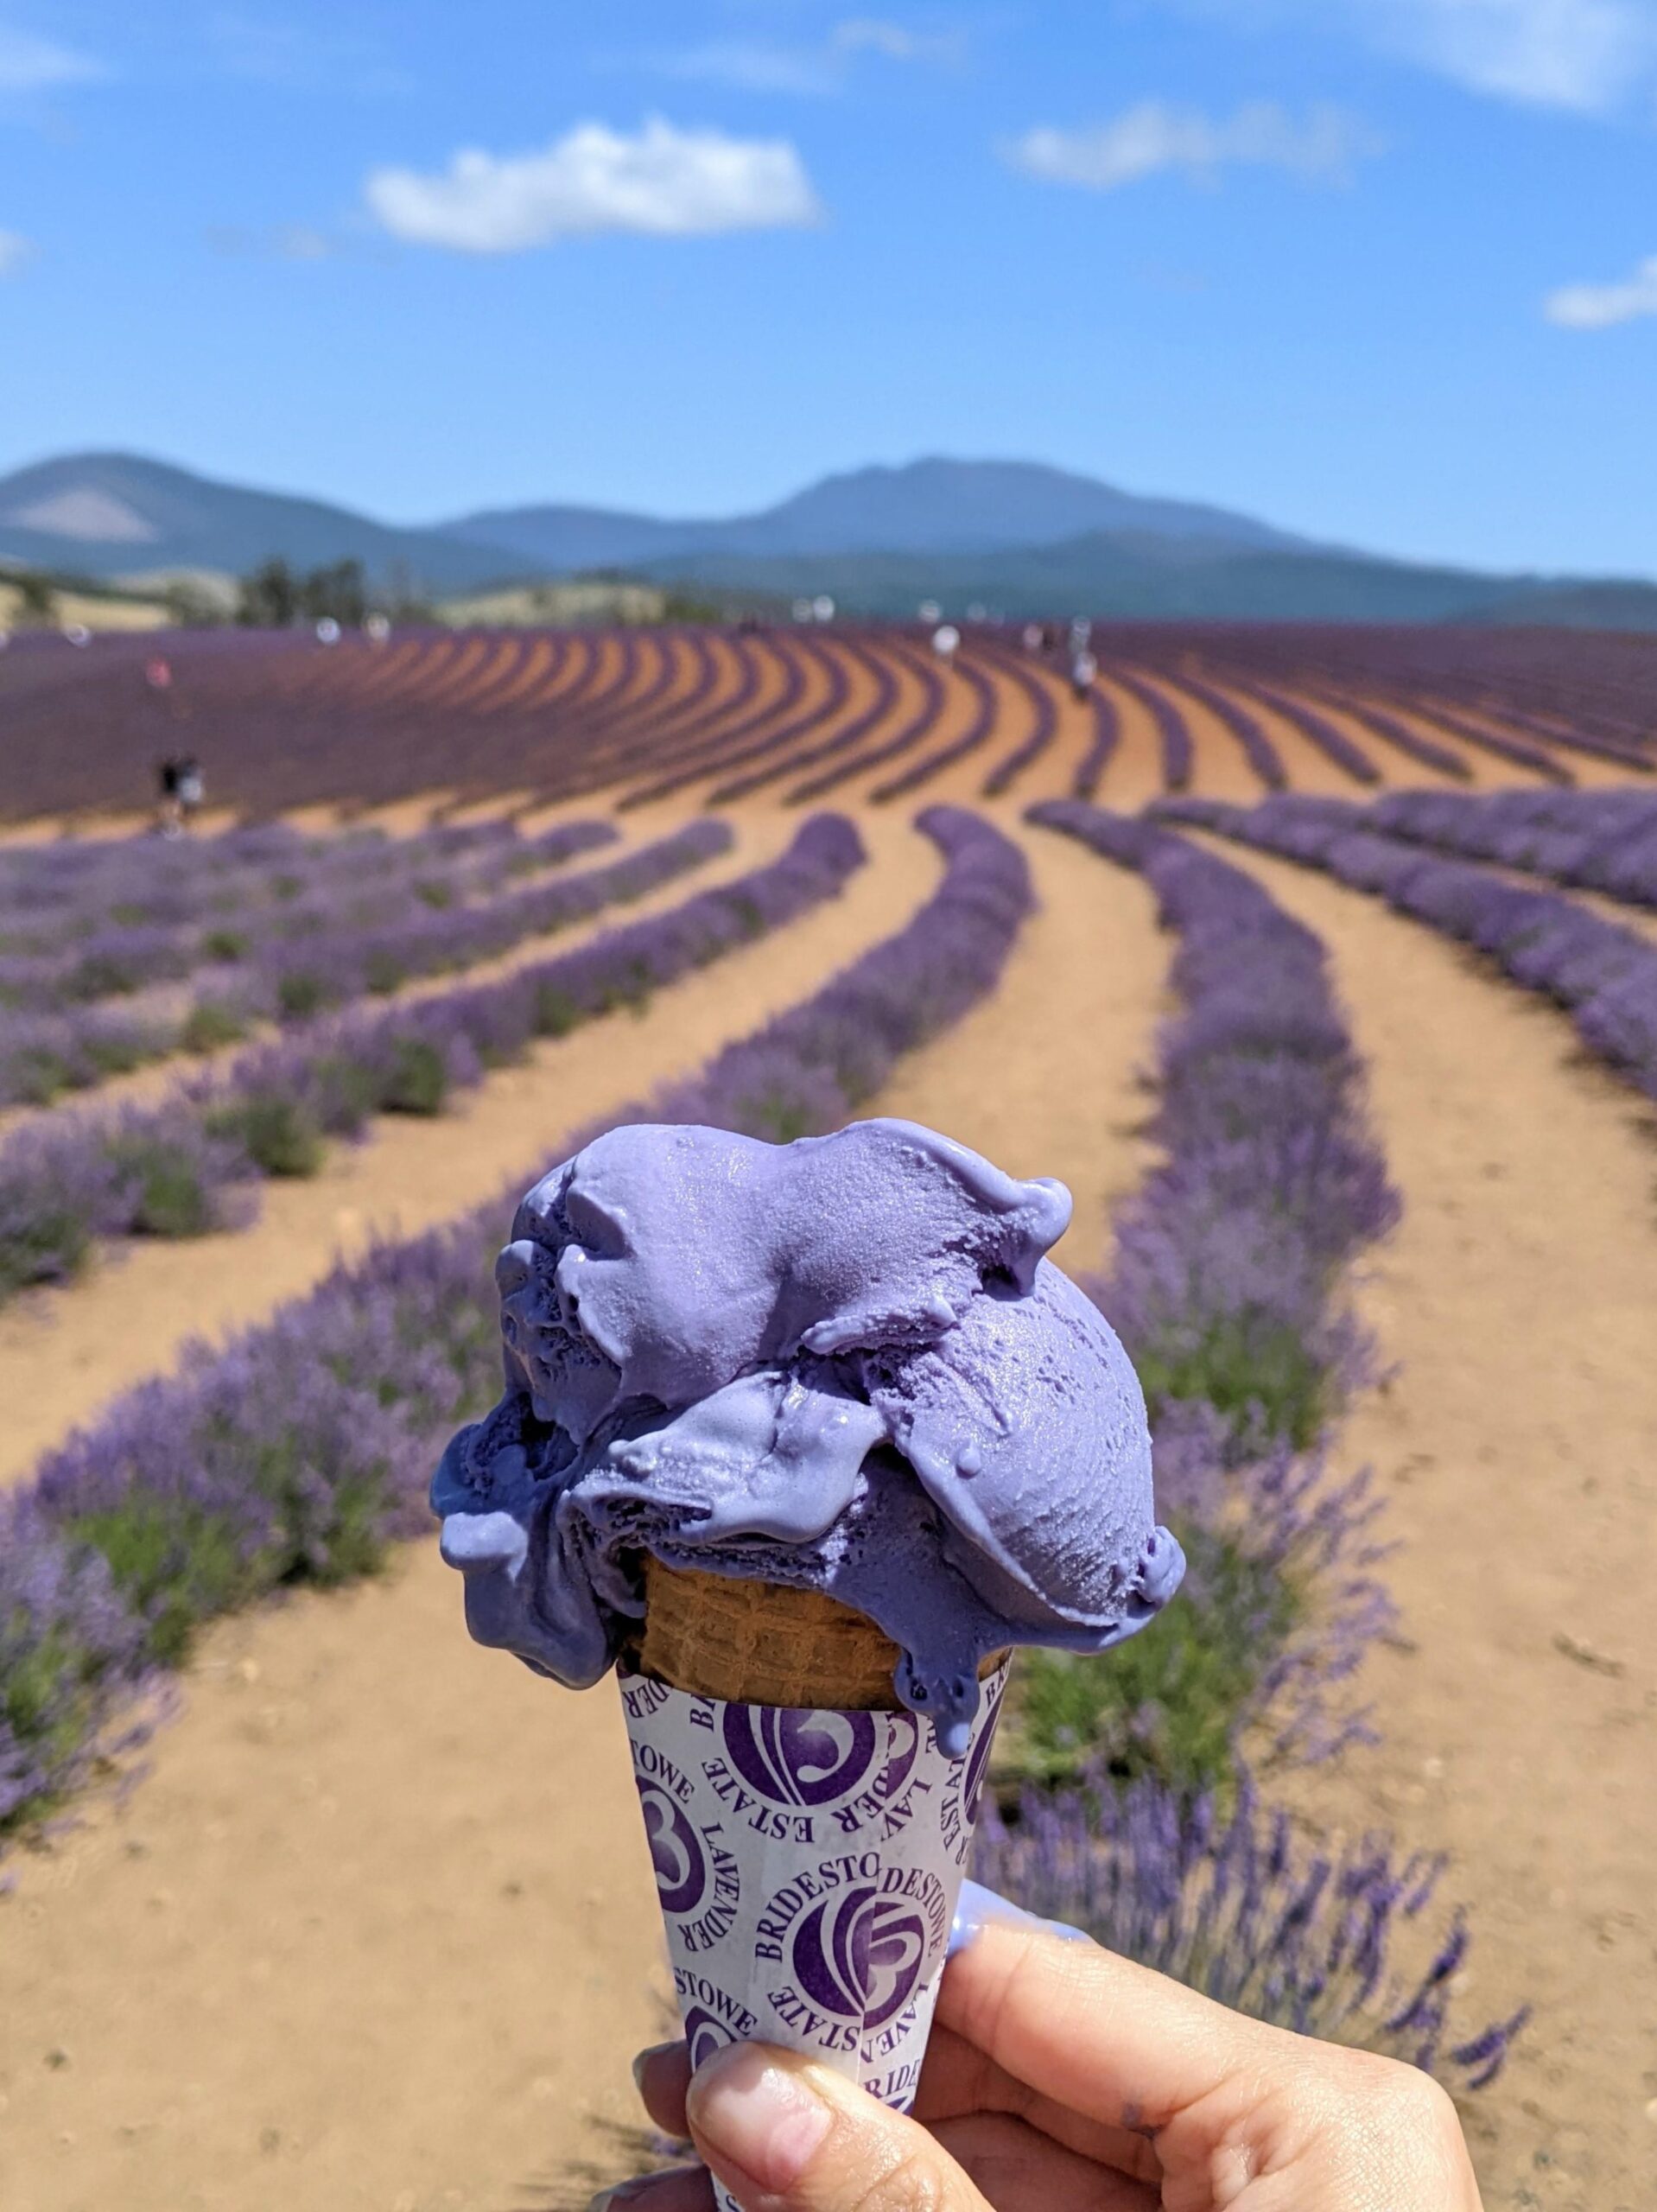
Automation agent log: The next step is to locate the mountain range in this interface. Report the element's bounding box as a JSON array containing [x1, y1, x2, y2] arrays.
[[2, 449, 1653, 627]]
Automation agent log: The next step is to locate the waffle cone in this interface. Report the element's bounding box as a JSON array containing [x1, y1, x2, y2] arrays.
[[636, 1559, 905, 1709]]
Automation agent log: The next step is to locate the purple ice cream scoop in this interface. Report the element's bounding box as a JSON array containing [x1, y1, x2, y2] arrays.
[[432, 1118, 1183, 1755]]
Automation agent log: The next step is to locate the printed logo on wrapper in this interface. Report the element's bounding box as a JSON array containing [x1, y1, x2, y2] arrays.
[[619, 1656, 1009, 2184], [629, 1707, 746, 1951], [708, 1699, 916, 1840]]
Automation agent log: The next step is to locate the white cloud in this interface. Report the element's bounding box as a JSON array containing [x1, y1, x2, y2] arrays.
[[365, 119, 824, 252], [0, 226, 33, 273], [831, 18, 962, 62], [1004, 101, 1382, 190], [653, 41, 843, 94], [1363, 0, 1655, 110], [641, 17, 962, 95], [1546, 252, 1657, 326], [0, 26, 104, 90], [1167, 0, 1657, 112]]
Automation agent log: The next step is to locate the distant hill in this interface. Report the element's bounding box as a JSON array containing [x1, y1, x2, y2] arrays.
[[628, 532, 1657, 628], [3, 448, 1655, 627], [441, 456, 1316, 571], [0, 453, 516, 594]]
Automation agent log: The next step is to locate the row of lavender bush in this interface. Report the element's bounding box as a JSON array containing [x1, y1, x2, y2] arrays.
[[1023, 801, 1398, 1789], [0, 821, 699, 1109], [0, 809, 562, 952], [1160, 794, 1657, 1103], [0, 805, 1026, 1842], [0, 816, 617, 1011], [1006, 801, 1525, 2091], [1355, 786, 1657, 908], [0, 817, 860, 1301]]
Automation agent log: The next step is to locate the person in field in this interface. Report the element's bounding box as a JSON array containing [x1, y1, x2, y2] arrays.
[[1071, 646, 1098, 701]]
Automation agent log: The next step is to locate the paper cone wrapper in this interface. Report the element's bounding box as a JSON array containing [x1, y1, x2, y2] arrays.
[[619, 1648, 1009, 2212]]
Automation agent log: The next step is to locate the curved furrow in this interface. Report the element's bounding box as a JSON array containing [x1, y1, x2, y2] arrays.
[[1152, 668, 1289, 792], [1070, 680, 1122, 800], [604, 632, 816, 794], [1297, 683, 1472, 780], [583, 632, 767, 775], [868, 654, 1000, 802], [1215, 675, 1381, 786], [621, 635, 860, 807], [977, 649, 1061, 799], [543, 630, 649, 742], [449, 633, 537, 715], [566, 632, 774, 796], [1112, 668, 1195, 793], [1363, 690, 1573, 785], [606, 632, 827, 804], [563, 629, 682, 744], [706, 637, 902, 803], [785, 639, 949, 802], [1413, 696, 1653, 779], [478, 632, 562, 715]]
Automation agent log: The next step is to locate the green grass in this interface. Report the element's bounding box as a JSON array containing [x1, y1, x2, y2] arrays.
[[1134, 1314, 1331, 1453], [1000, 1524, 1299, 1799], [66, 1497, 261, 1668], [207, 1093, 326, 1177], [276, 970, 333, 1021], [181, 1000, 250, 1054], [378, 1037, 450, 1115], [104, 1135, 221, 1238]]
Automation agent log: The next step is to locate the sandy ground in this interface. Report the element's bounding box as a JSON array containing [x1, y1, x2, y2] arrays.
[[1210, 842, 1657, 2212], [0, 825, 1169, 2212]]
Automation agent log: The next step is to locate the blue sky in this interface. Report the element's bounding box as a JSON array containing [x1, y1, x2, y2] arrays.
[[2, 1, 1654, 571]]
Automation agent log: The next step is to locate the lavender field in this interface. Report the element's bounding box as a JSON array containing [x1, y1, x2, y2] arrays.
[[1, 623, 1654, 2212]]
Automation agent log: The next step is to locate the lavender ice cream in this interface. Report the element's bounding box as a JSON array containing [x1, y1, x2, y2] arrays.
[[432, 1118, 1183, 1755]]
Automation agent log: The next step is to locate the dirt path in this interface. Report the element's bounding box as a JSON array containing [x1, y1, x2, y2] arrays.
[[0, 827, 1170, 2212], [1212, 842, 1657, 2212], [0, 808, 933, 1487]]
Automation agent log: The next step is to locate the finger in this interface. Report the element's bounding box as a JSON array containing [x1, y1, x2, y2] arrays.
[[635, 2039, 693, 2139], [937, 1914, 1279, 2135], [929, 2113, 1159, 2212], [915, 2023, 1163, 2184], [685, 2040, 994, 2212], [589, 2163, 716, 2211]]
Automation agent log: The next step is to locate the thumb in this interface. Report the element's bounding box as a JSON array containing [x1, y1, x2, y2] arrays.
[[686, 2040, 992, 2212]]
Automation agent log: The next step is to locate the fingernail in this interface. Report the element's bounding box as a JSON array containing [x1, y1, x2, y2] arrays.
[[948, 1878, 1091, 1957], [632, 2040, 678, 2095], [687, 2044, 834, 2193]]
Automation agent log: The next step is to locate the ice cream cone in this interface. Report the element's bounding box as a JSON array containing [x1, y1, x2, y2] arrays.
[[620, 1573, 1011, 2209], [634, 1559, 911, 1710]]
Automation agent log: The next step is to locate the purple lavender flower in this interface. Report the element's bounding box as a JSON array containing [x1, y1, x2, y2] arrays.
[[972, 1770, 1528, 2091]]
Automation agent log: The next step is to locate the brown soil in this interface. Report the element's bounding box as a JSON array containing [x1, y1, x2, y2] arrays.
[[1210, 842, 1657, 2212], [0, 823, 1170, 2212]]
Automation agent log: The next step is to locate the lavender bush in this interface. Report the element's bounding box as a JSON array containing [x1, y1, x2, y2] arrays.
[[0, 817, 863, 1301], [0, 817, 634, 1106], [973, 1772, 1527, 2091], [1019, 803, 1399, 1794], [1164, 795, 1657, 1103], [0, 805, 1029, 1844]]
